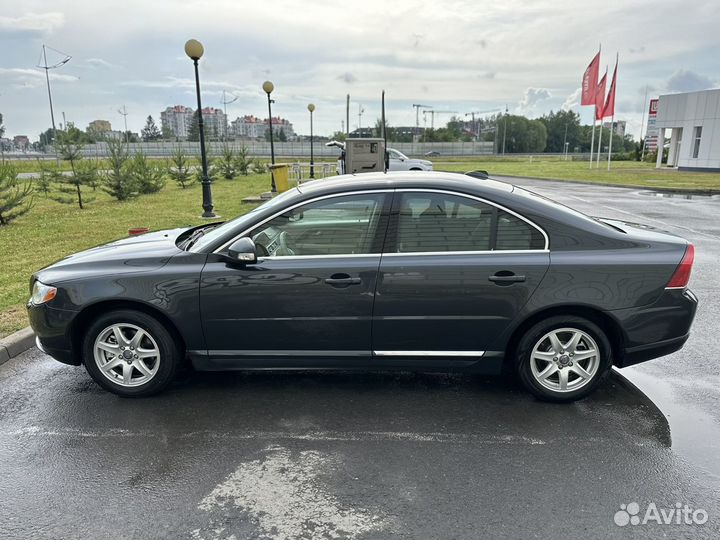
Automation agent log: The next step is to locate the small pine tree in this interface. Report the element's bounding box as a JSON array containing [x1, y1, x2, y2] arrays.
[[53, 134, 93, 209], [103, 138, 138, 201], [234, 145, 252, 176], [0, 163, 33, 225], [168, 147, 192, 189], [141, 115, 162, 142], [36, 160, 60, 197], [129, 152, 165, 194], [215, 144, 237, 179], [251, 159, 267, 175]]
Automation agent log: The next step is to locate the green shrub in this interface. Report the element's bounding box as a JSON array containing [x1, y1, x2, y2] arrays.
[[0, 163, 33, 225], [103, 139, 138, 201], [168, 147, 192, 189], [129, 152, 166, 194]]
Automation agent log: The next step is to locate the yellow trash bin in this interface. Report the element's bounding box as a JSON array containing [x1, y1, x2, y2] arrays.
[[269, 164, 290, 193]]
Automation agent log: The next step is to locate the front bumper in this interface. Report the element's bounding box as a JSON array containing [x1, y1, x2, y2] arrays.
[[27, 302, 81, 366], [614, 288, 698, 368]]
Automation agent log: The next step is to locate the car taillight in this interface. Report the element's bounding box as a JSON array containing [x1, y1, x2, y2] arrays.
[[666, 243, 695, 289]]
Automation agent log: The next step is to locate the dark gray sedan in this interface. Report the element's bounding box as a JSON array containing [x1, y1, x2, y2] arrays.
[[28, 172, 697, 401]]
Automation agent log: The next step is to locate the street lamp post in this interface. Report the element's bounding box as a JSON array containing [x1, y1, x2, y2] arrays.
[[263, 81, 276, 192], [185, 39, 216, 218], [307, 103, 315, 179]]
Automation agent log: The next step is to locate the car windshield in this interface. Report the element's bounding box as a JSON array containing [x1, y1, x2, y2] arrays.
[[390, 149, 408, 160], [188, 188, 299, 252]]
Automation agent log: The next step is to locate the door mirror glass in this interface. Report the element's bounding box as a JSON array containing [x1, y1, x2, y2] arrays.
[[227, 237, 257, 264]]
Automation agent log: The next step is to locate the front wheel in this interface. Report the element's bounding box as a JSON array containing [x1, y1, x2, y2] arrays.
[[516, 316, 612, 402], [82, 309, 181, 397]]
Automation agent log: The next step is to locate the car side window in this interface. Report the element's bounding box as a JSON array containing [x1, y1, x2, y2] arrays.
[[392, 192, 545, 253], [249, 194, 387, 257], [496, 210, 545, 250], [394, 193, 494, 252]]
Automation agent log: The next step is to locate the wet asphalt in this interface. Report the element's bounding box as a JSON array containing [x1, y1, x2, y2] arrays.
[[1, 176, 719, 539]]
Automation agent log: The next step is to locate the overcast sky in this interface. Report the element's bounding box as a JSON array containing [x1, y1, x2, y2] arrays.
[[1, 0, 719, 140]]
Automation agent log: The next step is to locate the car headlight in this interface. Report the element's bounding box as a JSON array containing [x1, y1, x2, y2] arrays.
[[30, 281, 57, 305]]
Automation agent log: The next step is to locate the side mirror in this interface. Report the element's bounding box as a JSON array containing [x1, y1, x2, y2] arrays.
[[227, 237, 257, 264]]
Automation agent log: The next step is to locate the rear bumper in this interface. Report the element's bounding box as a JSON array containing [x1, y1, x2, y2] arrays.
[[613, 288, 698, 368]]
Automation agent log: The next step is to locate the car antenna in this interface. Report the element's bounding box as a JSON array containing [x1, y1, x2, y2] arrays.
[[382, 90, 388, 173]]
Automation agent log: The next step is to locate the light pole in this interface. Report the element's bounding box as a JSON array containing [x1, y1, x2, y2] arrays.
[[307, 103, 315, 179], [263, 80, 276, 192], [185, 38, 216, 218]]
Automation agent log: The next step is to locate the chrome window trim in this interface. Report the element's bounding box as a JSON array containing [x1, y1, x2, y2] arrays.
[[213, 186, 550, 255], [394, 188, 550, 251], [383, 249, 549, 258], [374, 350, 485, 357], [214, 189, 394, 254]]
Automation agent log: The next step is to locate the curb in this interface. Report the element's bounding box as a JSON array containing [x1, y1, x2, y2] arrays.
[[0, 327, 36, 366], [490, 174, 720, 196]]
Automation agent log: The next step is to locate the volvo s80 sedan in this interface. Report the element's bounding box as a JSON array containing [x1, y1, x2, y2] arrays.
[[28, 172, 697, 401]]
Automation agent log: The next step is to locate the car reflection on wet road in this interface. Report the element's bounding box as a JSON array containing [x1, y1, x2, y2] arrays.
[[1, 177, 719, 539]]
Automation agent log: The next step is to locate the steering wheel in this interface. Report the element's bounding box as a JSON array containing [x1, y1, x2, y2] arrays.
[[275, 231, 296, 256]]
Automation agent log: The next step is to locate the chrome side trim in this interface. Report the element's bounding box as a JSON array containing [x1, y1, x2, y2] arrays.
[[394, 188, 550, 251], [214, 189, 394, 253], [373, 350, 485, 357], [208, 350, 369, 357]]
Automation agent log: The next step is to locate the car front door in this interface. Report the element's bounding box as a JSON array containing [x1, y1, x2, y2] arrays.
[[372, 190, 550, 364], [199, 191, 391, 366]]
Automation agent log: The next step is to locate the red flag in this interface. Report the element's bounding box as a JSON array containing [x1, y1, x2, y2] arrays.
[[595, 72, 607, 120], [603, 59, 618, 119], [581, 51, 600, 105]]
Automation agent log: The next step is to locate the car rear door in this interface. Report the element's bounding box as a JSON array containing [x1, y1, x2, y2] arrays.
[[371, 189, 550, 362], [199, 191, 392, 366]]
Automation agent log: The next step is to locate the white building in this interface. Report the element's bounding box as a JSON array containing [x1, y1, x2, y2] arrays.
[[199, 107, 228, 139], [655, 88, 720, 171], [231, 115, 296, 140], [160, 105, 194, 139]]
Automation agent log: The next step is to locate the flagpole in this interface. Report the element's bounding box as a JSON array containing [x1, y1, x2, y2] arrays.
[[596, 119, 603, 168], [589, 107, 596, 168], [639, 84, 649, 161], [608, 54, 619, 170]]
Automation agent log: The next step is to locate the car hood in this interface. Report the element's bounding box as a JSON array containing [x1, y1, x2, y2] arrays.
[[35, 227, 189, 283]]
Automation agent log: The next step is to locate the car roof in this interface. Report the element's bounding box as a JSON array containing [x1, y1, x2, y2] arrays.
[[296, 171, 514, 197]]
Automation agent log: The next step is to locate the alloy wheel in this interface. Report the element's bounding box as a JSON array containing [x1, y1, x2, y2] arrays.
[[93, 323, 161, 387], [529, 327, 600, 393]]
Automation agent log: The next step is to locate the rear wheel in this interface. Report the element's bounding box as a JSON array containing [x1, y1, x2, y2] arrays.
[[516, 316, 612, 402], [82, 309, 181, 397]]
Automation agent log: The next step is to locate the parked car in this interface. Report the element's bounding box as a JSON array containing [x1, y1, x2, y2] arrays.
[[424, 151, 441, 157], [28, 172, 697, 401], [387, 148, 433, 171]]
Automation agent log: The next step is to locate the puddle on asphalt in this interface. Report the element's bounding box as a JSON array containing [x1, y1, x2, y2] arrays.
[[620, 368, 720, 487], [636, 190, 720, 200]]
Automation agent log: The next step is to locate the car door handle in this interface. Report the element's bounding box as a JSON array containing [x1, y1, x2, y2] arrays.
[[488, 272, 526, 284], [324, 274, 362, 287]]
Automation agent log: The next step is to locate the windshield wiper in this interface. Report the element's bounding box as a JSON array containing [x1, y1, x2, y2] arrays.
[[183, 224, 218, 250]]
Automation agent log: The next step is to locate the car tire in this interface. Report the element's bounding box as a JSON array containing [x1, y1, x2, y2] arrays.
[[82, 309, 181, 397], [516, 316, 612, 402]]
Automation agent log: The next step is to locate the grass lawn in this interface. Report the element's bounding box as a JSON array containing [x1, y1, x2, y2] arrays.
[[436, 158, 720, 191], [0, 173, 270, 337]]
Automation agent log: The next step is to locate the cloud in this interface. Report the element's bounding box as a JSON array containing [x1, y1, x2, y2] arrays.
[[628, 45, 646, 54], [666, 69, 716, 93], [518, 87, 552, 111], [84, 58, 116, 69], [337, 72, 357, 84], [0, 12, 64, 33], [562, 88, 581, 110], [0, 67, 78, 88]]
